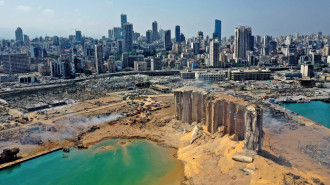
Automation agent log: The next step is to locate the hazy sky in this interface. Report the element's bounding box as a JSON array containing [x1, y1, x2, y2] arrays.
[[0, 0, 329, 39]]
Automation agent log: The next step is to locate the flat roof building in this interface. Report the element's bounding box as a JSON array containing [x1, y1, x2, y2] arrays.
[[134, 61, 147, 71], [0, 54, 30, 74], [231, 69, 271, 81]]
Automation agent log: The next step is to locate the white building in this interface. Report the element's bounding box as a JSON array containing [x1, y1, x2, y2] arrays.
[[195, 71, 226, 81]]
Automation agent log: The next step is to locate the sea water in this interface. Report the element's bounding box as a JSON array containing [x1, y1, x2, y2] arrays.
[[0, 139, 184, 185], [281, 101, 330, 128]]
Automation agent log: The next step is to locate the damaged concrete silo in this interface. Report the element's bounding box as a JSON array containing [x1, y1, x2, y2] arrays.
[[173, 87, 263, 152]]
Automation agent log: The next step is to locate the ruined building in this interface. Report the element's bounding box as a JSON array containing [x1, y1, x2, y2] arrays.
[[174, 87, 263, 151]]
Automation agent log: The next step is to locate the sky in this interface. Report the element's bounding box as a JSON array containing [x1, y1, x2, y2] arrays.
[[0, 0, 329, 39]]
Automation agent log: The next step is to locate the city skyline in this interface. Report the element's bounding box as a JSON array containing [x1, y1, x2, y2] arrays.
[[0, 0, 330, 39]]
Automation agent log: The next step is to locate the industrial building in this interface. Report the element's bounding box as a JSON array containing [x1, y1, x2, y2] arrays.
[[230, 69, 271, 81]]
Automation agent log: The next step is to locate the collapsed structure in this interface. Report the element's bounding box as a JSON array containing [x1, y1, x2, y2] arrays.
[[174, 87, 263, 151]]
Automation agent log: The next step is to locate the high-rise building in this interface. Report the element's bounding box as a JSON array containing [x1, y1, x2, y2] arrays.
[[23, 35, 29, 42], [0, 54, 30, 74], [61, 60, 72, 79], [117, 40, 123, 54], [164, 30, 172, 51], [50, 61, 61, 77], [120, 14, 127, 30], [264, 35, 271, 46], [198, 31, 203, 40], [15, 27, 24, 42], [234, 26, 250, 60], [254, 35, 262, 46], [108, 29, 114, 39], [75, 30, 82, 42], [180, 33, 185, 43], [152, 21, 158, 42], [133, 32, 140, 41], [159, 29, 165, 41], [95, 44, 104, 74], [146, 30, 152, 44], [210, 40, 220, 67], [193, 42, 200, 55], [113, 27, 122, 40], [124, 23, 133, 52], [53, 36, 60, 46], [246, 27, 254, 51], [214, 20, 221, 41], [175, 25, 181, 43]]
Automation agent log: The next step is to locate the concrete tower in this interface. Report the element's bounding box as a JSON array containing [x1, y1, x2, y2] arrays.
[[152, 21, 158, 42], [210, 40, 220, 67], [214, 20, 221, 41], [120, 14, 127, 29], [175, 25, 181, 43], [95, 44, 104, 74], [234, 26, 249, 60], [164, 30, 172, 51], [15, 27, 24, 42], [124, 23, 133, 52]]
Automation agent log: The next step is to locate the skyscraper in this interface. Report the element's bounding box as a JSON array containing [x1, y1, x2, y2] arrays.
[[180, 33, 185, 42], [164, 30, 172, 51], [210, 40, 220, 67], [124, 23, 133, 52], [152, 21, 158, 42], [264, 35, 271, 46], [117, 40, 123, 54], [95, 44, 104, 74], [159, 29, 165, 41], [214, 20, 221, 41], [53, 36, 60, 46], [146, 30, 152, 44], [23, 35, 29, 42], [234, 26, 249, 60], [198, 31, 204, 40], [120, 14, 127, 30], [246, 27, 254, 51], [113, 27, 122, 41], [15, 27, 23, 42], [108, 29, 114, 39], [75, 30, 82, 42], [175, 25, 181, 43]]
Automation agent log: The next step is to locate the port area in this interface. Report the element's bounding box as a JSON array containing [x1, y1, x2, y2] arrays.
[[0, 79, 329, 185]]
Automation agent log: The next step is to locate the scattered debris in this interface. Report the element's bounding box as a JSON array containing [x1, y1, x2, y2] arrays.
[[0, 148, 20, 164], [62, 146, 70, 153], [232, 153, 253, 163]]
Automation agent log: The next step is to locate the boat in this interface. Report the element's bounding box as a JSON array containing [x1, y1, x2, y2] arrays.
[[282, 97, 296, 103]]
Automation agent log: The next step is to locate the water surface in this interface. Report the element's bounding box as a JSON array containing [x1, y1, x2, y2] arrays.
[[0, 139, 184, 185], [281, 101, 330, 128]]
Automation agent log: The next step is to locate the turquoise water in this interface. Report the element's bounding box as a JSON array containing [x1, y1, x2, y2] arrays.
[[0, 140, 184, 185], [281, 101, 330, 128]]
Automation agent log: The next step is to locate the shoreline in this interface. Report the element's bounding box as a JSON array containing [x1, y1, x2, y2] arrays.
[[277, 96, 330, 104], [279, 100, 330, 128], [267, 99, 330, 129], [0, 134, 181, 171], [0, 147, 62, 170]]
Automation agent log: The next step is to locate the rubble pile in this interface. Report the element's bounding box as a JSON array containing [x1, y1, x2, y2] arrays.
[[0, 148, 20, 164], [0, 106, 12, 124], [300, 144, 330, 167], [86, 75, 151, 90], [0, 75, 163, 113]]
